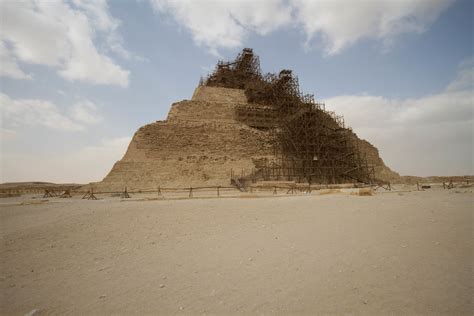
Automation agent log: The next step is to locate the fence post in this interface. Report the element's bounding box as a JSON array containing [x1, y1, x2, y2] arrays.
[[273, 186, 277, 195], [158, 186, 164, 198], [82, 190, 89, 199], [189, 187, 193, 198], [88, 188, 97, 200], [60, 189, 72, 198], [217, 186, 220, 197], [122, 186, 131, 198]]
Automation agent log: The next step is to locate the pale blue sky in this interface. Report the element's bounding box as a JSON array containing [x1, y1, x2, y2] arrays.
[[1, 0, 472, 183]]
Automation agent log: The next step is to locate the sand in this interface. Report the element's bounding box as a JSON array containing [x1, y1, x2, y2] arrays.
[[1, 188, 472, 315]]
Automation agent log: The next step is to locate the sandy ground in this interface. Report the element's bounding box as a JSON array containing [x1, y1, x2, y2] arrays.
[[1, 188, 472, 315]]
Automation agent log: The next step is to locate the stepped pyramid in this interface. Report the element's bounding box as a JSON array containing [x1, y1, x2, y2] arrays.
[[98, 49, 399, 190]]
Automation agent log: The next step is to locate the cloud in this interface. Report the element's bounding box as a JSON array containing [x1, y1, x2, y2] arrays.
[[70, 100, 103, 124], [151, 0, 292, 54], [0, 42, 32, 80], [1, 136, 131, 183], [0, 0, 129, 86], [324, 59, 473, 176], [446, 57, 473, 92], [0, 93, 85, 131], [150, 0, 454, 56], [291, 0, 455, 55], [0, 127, 17, 140], [73, 0, 119, 32], [0, 93, 102, 131]]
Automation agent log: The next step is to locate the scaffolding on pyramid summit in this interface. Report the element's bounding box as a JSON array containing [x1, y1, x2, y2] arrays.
[[203, 48, 375, 185]]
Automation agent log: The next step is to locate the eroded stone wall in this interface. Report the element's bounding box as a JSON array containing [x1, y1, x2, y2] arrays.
[[98, 87, 272, 190], [191, 86, 247, 103], [352, 136, 400, 182]]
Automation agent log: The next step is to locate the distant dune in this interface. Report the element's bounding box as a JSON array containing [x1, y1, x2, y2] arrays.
[[0, 182, 84, 197]]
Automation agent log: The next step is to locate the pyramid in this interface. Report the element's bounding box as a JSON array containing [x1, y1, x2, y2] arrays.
[[97, 49, 399, 190]]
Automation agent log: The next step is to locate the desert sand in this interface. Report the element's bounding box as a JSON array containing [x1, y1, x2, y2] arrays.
[[1, 188, 472, 315]]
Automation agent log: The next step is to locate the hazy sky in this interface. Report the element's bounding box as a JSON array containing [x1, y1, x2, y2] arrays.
[[1, 0, 472, 183]]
